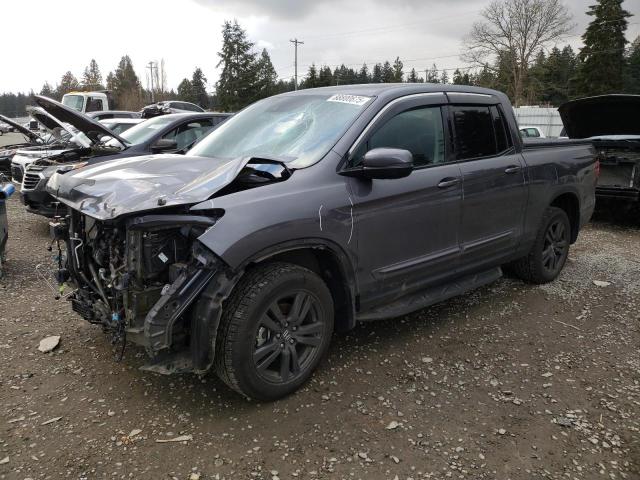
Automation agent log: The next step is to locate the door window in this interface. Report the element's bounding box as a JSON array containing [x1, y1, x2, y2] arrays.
[[163, 120, 215, 151], [450, 106, 497, 160], [352, 106, 445, 167], [491, 106, 512, 152]]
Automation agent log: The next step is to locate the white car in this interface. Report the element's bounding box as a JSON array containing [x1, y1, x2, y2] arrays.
[[519, 126, 546, 138]]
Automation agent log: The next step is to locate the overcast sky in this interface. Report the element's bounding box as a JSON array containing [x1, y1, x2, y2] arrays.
[[2, 0, 638, 93]]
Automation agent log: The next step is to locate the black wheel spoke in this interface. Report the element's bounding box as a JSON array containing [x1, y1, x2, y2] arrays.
[[290, 346, 301, 375], [290, 292, 312, 325], [266, 302, 286, 326], [260, 312, 281, 333], [295, 334, 322, 347], [280, 347, 291, 382], [255, 343, 280, 371]]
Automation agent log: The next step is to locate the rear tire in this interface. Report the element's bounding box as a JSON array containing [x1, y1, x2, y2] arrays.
[[510, 206, 571, 284], [215, 262, 334, 401]]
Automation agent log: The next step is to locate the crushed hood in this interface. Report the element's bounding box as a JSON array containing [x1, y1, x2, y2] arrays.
[[33, 95, 127, 147], [559, 94, 640, 139], [47, 153, 253, 220], [0, 114, 43, 142]]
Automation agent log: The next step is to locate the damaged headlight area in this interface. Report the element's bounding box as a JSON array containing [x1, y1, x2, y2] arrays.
[[51, 210, 226, 367]]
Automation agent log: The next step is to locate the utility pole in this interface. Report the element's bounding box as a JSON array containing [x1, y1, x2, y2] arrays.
[[289, 38, 304, 90], [146, 61, 157, 102]]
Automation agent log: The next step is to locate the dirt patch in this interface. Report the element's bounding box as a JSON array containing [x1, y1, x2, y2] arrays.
[[1, 195, 639, 479]]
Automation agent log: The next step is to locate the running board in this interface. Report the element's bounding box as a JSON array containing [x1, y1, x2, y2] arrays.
[[357, 267, 502, 321]]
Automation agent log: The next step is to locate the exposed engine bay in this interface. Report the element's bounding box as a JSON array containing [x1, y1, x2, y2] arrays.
[[50, 208, 225, 369], [47, 159, 292, 371]]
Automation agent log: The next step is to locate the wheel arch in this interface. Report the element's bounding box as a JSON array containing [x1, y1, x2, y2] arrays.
[[190, 239, 358, 374], [239, 239, 358, 333], [549, 191, 580, 243]]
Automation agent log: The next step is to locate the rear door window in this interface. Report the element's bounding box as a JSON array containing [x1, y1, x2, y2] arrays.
[[451, 106, 497, 160]]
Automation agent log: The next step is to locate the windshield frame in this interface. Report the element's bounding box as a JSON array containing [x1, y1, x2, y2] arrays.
[[187, 93, 375, 169]]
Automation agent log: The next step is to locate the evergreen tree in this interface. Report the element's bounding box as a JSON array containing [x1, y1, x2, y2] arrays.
[[105, 56, 143, 109], [318, 66, 334, 86], [425, 63, 439, 83], [82, 59, 103, 91], [440, 70, 450, 84], [56, 71, 80, 98], [392, 57, 404, 82], [254, 49, 278, 99], [190, 68, 209, 107], [474, 64, 496, 89], [216, 20, 258, 111], [575, 0, 632, 96], [371, 63, 383, 83], [381, 61, 394, 82], [407, 68, 419, 83], [177, 78, 193, 101], [625, 36, 640, 93], [40, 82, 56, 99], [303, 64, 319, 89], [358, 64, 370, 83]]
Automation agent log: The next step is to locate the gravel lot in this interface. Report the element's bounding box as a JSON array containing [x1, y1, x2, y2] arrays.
[[0, 186, 639, 479]]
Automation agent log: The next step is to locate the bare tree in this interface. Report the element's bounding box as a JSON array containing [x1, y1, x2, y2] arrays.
[[463, 0, 573, 106]]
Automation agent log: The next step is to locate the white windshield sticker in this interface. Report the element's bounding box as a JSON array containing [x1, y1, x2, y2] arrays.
[[327, 94, 371, 106]]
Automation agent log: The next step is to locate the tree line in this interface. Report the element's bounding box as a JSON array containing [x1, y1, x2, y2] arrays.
[[0, 0, 637, 117]]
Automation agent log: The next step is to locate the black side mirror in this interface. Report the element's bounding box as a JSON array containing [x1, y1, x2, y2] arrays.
[[151, 138, 178, 153], [357, 148, 413, 179]]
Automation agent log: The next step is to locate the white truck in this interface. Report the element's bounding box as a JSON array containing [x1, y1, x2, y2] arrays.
[[61, 91, 114, 114]]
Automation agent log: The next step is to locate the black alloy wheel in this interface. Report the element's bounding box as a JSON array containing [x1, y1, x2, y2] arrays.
[[253, 290, 325, 384]]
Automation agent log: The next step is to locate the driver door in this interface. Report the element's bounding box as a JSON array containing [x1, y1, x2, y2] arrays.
[[344, 94, 463, 309]]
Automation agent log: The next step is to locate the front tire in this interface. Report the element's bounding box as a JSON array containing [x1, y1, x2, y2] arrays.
[[510, 206, 571, 284], [215, 262, 334, 401]]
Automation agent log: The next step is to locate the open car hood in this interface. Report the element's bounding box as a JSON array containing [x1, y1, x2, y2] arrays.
[[0, 114, 43, 142], [47, 153, 254, 220], [33, 95, 127, 147], [27, 106, 89, 147], [559, 94, 640, 139]]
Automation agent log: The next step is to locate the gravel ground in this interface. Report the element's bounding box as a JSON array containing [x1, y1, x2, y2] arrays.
[[0, 195, 639, 480]]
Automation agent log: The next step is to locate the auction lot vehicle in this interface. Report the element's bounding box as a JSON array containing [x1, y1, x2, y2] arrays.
[[519, 126, 546, 138], [47, 84, 597, 400], [559, 95, 640, 215], [141, 101, 205, 118], [1, 112, 77, 181], [22, 96, 232, 217], [62, 91, 115, 114]]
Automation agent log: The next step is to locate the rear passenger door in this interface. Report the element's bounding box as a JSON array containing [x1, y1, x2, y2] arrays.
[[449, 99, 527, 271]]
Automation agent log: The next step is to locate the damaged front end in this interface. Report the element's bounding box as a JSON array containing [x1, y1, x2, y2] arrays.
[[50, 209, 233, 373]]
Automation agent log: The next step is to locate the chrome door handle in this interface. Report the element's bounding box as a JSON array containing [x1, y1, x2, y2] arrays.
[[504, 165, 521, 174], [437, 177, 460, 188]]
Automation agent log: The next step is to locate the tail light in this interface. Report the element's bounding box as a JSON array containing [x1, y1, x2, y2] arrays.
[[594, 157, 601, 178]]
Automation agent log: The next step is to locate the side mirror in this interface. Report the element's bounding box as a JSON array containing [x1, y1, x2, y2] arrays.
[[358, 148, 413, 179], [151, 138, 178, 153]]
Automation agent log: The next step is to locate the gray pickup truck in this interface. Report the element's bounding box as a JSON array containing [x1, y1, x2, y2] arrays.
[[46, 84, 598, 400]]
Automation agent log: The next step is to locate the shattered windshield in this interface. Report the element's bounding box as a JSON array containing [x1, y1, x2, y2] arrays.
[[188, 93, 374, 168]]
